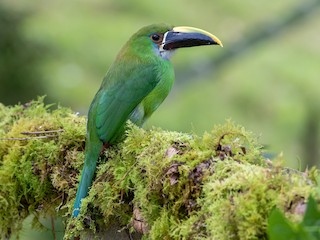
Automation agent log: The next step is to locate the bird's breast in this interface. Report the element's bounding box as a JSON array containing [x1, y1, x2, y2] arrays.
[[132, 60, 174, 125]]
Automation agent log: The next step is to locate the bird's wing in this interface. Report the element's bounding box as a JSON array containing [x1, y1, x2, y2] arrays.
[[94, 63, 159, 142]]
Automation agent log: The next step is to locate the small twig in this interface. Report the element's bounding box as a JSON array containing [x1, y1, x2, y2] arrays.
[[50, 215, 56, 240], [0, 129, 64, 141], [0, 135, 58, 141], [20, 129, 64, 135]]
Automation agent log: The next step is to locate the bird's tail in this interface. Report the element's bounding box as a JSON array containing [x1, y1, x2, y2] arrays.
[[72, 140, 103, 217]]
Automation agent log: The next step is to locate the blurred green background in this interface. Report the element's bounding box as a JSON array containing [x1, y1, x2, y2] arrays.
[[1, 0, 320, 172]]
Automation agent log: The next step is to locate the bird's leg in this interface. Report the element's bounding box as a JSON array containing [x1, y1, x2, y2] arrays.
[[100, 142, 110, 156]]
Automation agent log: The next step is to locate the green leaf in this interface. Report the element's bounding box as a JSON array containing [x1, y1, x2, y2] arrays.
[[268, 196, 320, 240], [302, 196, 320, 227], [267, 208, 297, 240], [302, 196, 320, 239]]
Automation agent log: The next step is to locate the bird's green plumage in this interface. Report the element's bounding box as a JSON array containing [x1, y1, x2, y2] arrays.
[[73, 23, 222, 218], [73, 24, 175, 216], [94, 24, 174, 142]]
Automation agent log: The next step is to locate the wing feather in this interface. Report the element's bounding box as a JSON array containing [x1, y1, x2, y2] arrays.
[[94, 63, 159, 143]]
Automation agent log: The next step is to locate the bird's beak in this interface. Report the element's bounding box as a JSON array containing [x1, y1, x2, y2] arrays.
[[162, 26, 223, 51]]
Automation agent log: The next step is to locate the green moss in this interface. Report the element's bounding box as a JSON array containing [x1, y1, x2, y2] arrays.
[[0, 97, 86, 238], [0, 98, 318, 239], [67, 122, 318, 239]]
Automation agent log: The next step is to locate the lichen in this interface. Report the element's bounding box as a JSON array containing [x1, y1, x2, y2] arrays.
[[0, 98, 318, 240]]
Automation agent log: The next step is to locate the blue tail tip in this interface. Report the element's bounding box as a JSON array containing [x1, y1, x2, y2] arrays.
[[73, 208, 80, 217]]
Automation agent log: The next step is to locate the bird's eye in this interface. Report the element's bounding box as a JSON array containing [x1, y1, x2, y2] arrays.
[[150, 33, 162, 43], [152, 34, 160, 41]]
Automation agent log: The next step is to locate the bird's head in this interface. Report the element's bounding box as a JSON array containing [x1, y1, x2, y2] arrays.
[[122, 23, 223, 60]]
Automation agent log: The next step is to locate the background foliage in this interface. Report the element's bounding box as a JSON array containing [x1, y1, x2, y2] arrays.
[[1, 0, 319, 168]]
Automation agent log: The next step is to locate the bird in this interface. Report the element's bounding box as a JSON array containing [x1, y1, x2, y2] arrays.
[[72, 23, 222, 217]]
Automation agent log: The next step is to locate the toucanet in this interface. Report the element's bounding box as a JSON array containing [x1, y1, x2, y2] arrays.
[[73, 23, 222, 217]]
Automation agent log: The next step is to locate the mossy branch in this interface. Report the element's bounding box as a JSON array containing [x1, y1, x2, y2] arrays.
[[0, 97, 318, 240]]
